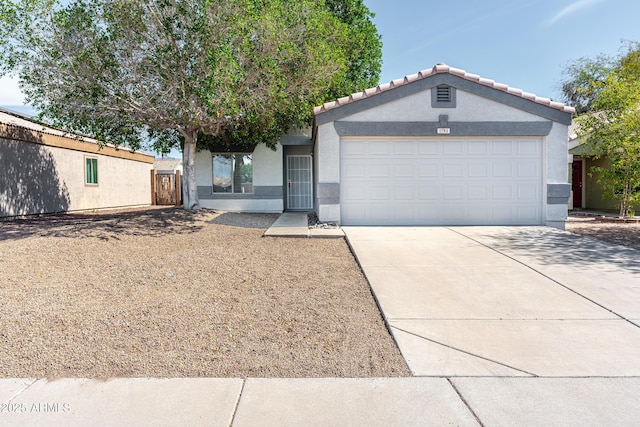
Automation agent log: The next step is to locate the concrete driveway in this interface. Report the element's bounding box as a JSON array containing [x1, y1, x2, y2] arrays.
[[343, 226, 640, 377]]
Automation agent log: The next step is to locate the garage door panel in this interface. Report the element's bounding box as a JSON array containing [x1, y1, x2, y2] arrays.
[[443, 141, 464, 155], [419, 141, 439, 155], [517, 184, 539, 200], [394, 141, 414, 155], [468, 185, 489, 200], [492, 184, 513, 200], [493, 141, 514, 155], [368, 163, 390, 178], [518, 206, 541, 222], [369, 141, 391, 155], [369, 186, 391, 200], [517, 139, 540, 155], [517, 160, 539, 177], [419, 164, 440, 177], [343, 141, 366, 155], [394, 164, 415, 178], [493, 162, 514, 177], [468, 163, 489, 177], [343, 185, 367, 200], [394, 187, 415, 200], [443, 185, 465, 200], [444, 164, 464, 177], [343, 161, 366, 178], [341, 138, 542, 226], [468, 140, 489, 155], [419, 186, 440, 200]]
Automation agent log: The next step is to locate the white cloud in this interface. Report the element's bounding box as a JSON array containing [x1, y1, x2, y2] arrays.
[[0, 75, 26, 105], [546, 0, 605, 26]]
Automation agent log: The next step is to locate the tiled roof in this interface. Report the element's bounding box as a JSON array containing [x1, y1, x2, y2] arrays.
[[0, 108, 155, 162], [314, 63, 576, 115], [0, 108, 94, 141]]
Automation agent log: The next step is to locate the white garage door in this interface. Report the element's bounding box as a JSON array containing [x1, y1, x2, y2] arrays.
[[340, 137, 543, 226]]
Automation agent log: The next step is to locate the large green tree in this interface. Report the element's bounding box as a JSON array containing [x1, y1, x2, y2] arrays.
[[572, 43, 640, 216], [0, 0, 352, 209], [560, 53, 616, 115], [198, 0, 383, 153]]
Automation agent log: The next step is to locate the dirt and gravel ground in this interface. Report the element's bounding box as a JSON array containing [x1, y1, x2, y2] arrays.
[[0, 208, 410, 378], [566, 214, 640, 251]]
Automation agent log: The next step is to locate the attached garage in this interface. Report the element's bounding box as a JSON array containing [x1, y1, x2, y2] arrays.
[[313, 64, 575, 229], [341, 137, 543, 226]]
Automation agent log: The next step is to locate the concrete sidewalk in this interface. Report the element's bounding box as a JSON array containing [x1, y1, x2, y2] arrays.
[[263, 212, 344, 238], [3, 377, 640, 426]]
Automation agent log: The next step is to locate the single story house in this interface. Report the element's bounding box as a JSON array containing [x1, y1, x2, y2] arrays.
[[568, 125, 639, 212], [195, 64, 575, 229], [0, 108, 154, 218]]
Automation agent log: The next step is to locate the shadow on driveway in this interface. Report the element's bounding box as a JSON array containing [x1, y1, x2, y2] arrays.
[[454, 226, 640, 275]]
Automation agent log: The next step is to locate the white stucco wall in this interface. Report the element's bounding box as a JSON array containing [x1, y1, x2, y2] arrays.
[[196, 143, 283, 212], [544, 122, 571, 228], [348, 90, 543, 123], [253, 143, 283, 186], [0, 137, 152, 217], [315, 85, 571, 227]]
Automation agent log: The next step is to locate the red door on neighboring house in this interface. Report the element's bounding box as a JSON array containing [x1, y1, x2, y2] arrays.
[[572, 161, 583, 208]]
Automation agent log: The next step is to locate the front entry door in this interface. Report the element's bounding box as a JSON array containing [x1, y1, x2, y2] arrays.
[[572, 161, 583, 208], [287, 155, 313, 210]]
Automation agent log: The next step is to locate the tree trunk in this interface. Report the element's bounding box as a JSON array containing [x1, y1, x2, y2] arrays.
[[182, 131, 200, 210]]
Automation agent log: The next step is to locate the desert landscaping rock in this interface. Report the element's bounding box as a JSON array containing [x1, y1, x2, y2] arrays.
[[0, 209, 409, 378], [566, 215, 640, 250]]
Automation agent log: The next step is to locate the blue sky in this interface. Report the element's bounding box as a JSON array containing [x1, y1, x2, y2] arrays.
[[367, 0, 640, 99], [1, 0, 639, 136]]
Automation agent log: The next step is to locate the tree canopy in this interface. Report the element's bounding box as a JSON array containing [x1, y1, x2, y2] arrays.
[[198, 0, 382, 153], [570, 43, 640, 216], [0, 0, 381, 209]]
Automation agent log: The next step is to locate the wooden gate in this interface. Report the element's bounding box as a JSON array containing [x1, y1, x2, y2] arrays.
[[151, 170, 182, 206]]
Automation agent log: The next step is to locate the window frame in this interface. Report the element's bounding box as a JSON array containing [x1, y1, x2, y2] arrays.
[[85, 156, 98, 186], [212, 153, 253, 194]]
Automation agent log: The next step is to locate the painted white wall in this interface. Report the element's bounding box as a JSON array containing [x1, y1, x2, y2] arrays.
[[0, 138, 152, 217], [194, 142, 284, 213], [546, 122, 570, 184], [253, 143, 283, 186], [347, 90, 543, 123], [54, 145, 151, 211], [315, 123, 340, 183], [315, 86, 571, 226], [199, 198, 282, 212], [544, 121, 571, 229], [195, 149, 213, 186]]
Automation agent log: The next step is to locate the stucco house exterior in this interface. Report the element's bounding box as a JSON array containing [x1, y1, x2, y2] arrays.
[[194, 64, 575, 229], [568, 124, 640, 213], [0, 108, 154, 218]]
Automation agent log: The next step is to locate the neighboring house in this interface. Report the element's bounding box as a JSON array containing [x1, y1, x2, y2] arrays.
[[194, 63, 575, 228], [0, 108, 154, 218], [568, 124, 639, 212]]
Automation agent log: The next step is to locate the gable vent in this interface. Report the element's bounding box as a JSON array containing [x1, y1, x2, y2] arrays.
[[436, 86, 451, 103]]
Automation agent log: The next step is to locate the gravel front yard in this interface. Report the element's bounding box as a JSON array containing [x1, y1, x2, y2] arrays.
[[0, 209, 410, 378], [566, 215, 640, 250]]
